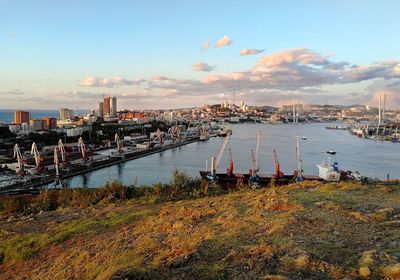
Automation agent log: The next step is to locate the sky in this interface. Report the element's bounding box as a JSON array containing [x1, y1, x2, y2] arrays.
[[1, 0, 400, 110]]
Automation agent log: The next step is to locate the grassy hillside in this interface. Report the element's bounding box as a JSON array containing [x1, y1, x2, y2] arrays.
[[0, 177, 399, 279]]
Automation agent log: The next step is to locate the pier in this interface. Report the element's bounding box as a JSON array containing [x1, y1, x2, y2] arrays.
[[0, 136, 212, 195]]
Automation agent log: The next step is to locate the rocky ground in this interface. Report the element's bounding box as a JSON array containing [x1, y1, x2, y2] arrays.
[[0, 181, 400, 280]]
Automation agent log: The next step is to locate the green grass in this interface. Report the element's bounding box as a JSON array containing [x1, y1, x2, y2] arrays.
[[0, 209, 152, 263]]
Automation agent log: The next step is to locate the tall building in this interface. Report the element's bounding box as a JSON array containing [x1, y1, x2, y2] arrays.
[[60, 108, 73, 120], [30, 119, 45, 131], [168, 111, 175, 123], [110, 97, 117, 116], [98, 101, 104, 117], [14, 111, 30, 124], [103, 97, 111, 116], [43, 117, 57, 129]]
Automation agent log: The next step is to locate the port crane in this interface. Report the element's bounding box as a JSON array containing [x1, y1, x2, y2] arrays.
[[273, 149, 284, 178], [115, 133, 123, 154], [31, 142, 44, 172], [227, 148, 234, 177], [176, 125, 183, 143], [209, 131, 231, 180], [249, 131, 261, 185], [78, 137, 88, 161], [200, 124, 209, 141], [58, 139, 66, 163], [183, 122, 192, 142], [168, 126, 176, 142], [53, 147, 64, 187], [13, 144, 25, 176], [153, 129, 164, 147], [295, 135, 303, 182]]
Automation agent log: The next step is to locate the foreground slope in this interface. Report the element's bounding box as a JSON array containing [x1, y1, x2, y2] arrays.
[[0, 181, 400, 280]]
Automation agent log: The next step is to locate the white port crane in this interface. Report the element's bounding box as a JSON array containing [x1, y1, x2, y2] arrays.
[[168, 126, 176, 142], [58, 139, 66, 163], [210, 131, 231, 178], [250, 131, 261, 183], [176, 125, 182, 143], [13, 144, 25, 176], [30, 142, 43, 171], [115, 133, 122, 153], [153, 129, 164, 146], [183, 122, 191, 142], [296, 135, 303, 182], [78, 137, 87, 160], [53, 147, 64, 187]]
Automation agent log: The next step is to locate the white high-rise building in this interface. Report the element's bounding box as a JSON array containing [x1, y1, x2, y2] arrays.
[[169, 111, 175, 123], [110, 97, 117, 116], [60, 108, 73, 120]]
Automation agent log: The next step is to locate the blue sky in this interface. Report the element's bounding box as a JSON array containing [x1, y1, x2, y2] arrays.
[[1, 0, 400, 110]]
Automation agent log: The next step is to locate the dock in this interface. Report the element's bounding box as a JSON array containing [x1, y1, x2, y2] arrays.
[[0, 136, 210, 195]]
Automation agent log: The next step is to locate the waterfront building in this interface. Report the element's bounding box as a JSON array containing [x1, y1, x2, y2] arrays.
[[29, 119, 45, 131], [98, 101, 104, 117], [110, 97, 117, 116], [60, 108, 73, 120], [103, 97, 111, 116], [14, 111, 30, 124], [43, 117, 57, 129]]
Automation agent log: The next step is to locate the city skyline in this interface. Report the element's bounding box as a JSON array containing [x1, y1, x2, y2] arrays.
[[1, 0, 400, 110]]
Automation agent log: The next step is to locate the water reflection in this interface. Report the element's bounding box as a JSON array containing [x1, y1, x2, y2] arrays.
[[60, 123, 400, 188]]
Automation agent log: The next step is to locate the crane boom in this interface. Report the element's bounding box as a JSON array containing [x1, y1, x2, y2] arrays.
[[115, 133, 122, 153], [54, 147, 60, 178], [250, 131, 261, 177], [58, 139, 66, 162], [273, 149, 284, 178], [214, 132, 231, 169], [251, 149, 256, 177], [78, 137, 87, 160], [296, 135, 303, 181], [227, 147, 234, 176], [255, 130, 261, 171], [13, 144, 25, 175], [30, 142, 42, 168], [183, 122, 191, 141]]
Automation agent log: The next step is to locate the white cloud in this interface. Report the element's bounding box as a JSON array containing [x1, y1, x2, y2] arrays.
[[240, 48, 265, 56], [201, 41, 210, 50], [78, 48, 400, 107], [192, 62, 216, 72], [215, 35, 232, 48], [80, 76, 144, 87]]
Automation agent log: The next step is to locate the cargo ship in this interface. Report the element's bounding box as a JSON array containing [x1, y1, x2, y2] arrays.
[[200, 132, 322, 187]]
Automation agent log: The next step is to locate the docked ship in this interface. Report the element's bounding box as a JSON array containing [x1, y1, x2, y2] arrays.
[[317, 159, 340, 182], [200, 132, 322, 187]]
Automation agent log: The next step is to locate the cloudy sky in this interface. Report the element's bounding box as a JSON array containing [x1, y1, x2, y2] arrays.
[[1, 0, 400, 110]]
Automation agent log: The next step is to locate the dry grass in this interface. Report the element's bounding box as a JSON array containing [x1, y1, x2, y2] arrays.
[[0, 180, 399, 279]]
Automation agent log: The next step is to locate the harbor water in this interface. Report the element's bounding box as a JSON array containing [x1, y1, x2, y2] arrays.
[[60, 123, 400, 188]]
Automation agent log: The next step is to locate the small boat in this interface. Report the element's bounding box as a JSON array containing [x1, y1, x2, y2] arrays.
[[301, 136, 307, 140], [326, 150, 336, 155]]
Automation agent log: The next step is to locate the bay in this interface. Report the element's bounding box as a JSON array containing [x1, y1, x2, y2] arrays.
[[61, 123, 400, 188]]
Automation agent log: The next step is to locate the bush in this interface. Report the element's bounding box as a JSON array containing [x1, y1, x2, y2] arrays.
[[0, 171, 227, 215]]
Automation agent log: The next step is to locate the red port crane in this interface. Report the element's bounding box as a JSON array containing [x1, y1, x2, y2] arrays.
[[227, 148, 234, 177], [273, 149, 284, 178]]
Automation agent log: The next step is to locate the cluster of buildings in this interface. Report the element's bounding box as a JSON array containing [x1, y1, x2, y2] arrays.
[[9, 111, 57, 134], [3, 94, 400, 139], [97, 96, 117, 121]]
